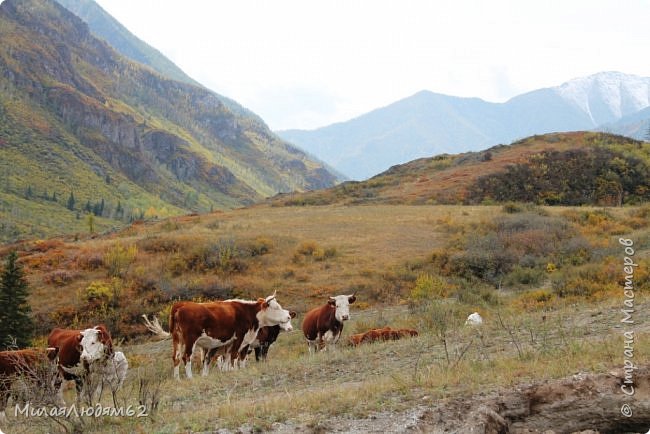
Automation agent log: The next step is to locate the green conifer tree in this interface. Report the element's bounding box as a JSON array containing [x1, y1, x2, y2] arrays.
[[67, 191, 76, 210], [0, 251, 33, 349]]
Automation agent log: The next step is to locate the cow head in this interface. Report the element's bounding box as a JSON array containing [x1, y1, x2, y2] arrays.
[[279, 311, 297, 332], [328, 293, 356, 322], [79, 325, 113, 364], [257, 292, 293, 327]]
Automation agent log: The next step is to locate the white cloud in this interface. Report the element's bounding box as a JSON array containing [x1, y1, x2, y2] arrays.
[[93, 0, 650, 130]]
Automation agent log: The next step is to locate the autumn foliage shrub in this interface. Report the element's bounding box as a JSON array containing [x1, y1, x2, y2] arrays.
[[293, 240, 337, 263], [185, 239, 247, 274], [42, 269, 77, 286], [245, 237, 274, 256], [136, 236, 181, 253], [83, 281, 114, 304], [29, 239, 64, 253], [441, 213, 590, 287], [75, 251, 104, 270], [104, 242, 138, 278], [512, 289, 555, 311], [163, 277, 233, 301], [410, 273, 448, 301]]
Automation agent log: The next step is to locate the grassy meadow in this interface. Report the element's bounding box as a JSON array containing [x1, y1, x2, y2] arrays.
[[1, 203, 649, 432]]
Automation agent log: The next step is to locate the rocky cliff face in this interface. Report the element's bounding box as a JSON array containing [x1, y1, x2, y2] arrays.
[[0, 0, 338, 240]]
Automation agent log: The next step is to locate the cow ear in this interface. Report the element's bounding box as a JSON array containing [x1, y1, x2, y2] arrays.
[[327, 298, 336, 307], [348, 295, 356, 304], [258, 297, 269, 308], [290, 311, 297, 318], [77, 332, 83, 342]]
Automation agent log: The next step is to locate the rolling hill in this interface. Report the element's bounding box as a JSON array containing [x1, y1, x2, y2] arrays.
[[278, 72, 650, 180], [0, 0, 338, 242], [272, 132, 650, 207]]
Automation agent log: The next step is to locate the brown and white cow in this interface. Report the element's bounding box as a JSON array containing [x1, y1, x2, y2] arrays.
[[143, 293, 293, 379], [0, 348, 60, 423], [47, 325, 113, 399], [302, 294, 356, 354]]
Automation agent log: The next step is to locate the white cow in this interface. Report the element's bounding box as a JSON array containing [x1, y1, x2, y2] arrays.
[[96, 351, 128, 390], [86, 351, 128, 401], [465, 312, 484, 326]]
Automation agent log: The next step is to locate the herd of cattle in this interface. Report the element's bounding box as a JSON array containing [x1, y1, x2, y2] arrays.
[[1, 290, 482, 423]]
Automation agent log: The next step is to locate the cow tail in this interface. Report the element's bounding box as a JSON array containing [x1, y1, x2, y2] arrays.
[[141, 315, 171, 340]]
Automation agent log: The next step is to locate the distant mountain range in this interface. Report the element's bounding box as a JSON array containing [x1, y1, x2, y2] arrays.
[[278, 72, 650, 180], [0, 0, 337, 241]]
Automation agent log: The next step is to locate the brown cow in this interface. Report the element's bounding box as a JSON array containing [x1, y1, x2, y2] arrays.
[[47, 325, 113, 399], [142, 293, 293, 379], [0, 348, 60, 423], [302, 294, 356, 354], [349, 327, 419, 346]]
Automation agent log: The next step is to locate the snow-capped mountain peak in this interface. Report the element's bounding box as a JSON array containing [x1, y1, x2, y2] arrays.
[[555, 71, 650, 126]]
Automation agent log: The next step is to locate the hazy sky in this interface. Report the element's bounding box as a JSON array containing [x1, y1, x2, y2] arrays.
[[90, 0, 650, 131]]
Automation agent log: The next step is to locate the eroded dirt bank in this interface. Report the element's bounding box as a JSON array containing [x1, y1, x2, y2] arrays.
[[239, 367, 649, 434]]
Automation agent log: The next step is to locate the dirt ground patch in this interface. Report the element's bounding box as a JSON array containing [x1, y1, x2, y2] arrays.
[[221, 368, 649, 434]]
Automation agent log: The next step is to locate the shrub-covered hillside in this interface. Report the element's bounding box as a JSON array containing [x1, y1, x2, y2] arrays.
[[272, 132, 650, 206]]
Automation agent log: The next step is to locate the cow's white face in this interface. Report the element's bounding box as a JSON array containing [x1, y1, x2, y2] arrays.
[[79, 328, 108, 363], [258, 294, 293, 327], [279, 311, 297, 332], [329, 294, 356, 322]]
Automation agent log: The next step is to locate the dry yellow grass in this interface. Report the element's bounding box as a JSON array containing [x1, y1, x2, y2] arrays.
[[19, 204, 494, 320]]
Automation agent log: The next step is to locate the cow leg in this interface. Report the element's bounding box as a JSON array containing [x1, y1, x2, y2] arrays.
[[201, 348, 211, 377], [237, 351, 248, 369], [55, 383, 66, 406], [74, 376, 84, 403], [172, 339, 182, 380], [258, 342, 270, 361], [0, 388, 8, 424], [183, 342, 194, 379], [307, 339, 317, 355]]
